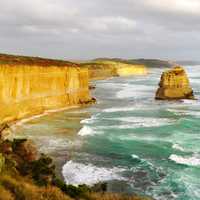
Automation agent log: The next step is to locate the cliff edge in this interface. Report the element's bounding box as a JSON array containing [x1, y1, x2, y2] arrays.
[[80, 61, 148, 80], [155, 66, 195, 100], [0, 54, 94, 124]]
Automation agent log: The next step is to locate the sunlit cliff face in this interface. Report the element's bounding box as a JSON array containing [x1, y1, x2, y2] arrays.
[[0, 65, 92, 123], [156, 66, 194, 100]]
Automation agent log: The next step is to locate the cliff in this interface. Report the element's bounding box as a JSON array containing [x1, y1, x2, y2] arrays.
[[0, 63, 93, 124], [0, 53, 148, 124], [93, 58, 175, 68], [155, 66, 195, 100], [80, 61, 148, 80]]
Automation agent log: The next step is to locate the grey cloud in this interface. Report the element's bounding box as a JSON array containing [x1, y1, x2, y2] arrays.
[[0, 0, 200, 60]]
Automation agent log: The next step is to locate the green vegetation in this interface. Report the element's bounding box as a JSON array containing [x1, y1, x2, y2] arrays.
[[0, 138, 150, 200], [93, 58, 174, 68], [0, 53, 174, 68], [0, 53, 77, 67]]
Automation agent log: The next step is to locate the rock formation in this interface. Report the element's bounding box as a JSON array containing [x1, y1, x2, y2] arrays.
[[81, 61, 148, 80], [0, 64, 93, 124], [155, 66, 195, 100]]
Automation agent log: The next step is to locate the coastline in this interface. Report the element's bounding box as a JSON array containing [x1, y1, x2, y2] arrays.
[[0, 53, 150, 200], [5, 70, 149, 180], [8, 104, 92, 178]]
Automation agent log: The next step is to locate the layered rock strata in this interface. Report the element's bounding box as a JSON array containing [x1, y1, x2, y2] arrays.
[[0, 64, 92, 124], [155, 66, 194, 100], [81, 61, 148, 80]]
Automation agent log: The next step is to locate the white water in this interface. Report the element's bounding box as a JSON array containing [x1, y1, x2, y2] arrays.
[[62, 160, 126, 186]]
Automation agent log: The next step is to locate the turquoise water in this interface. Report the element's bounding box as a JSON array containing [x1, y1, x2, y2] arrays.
[[14, 66, 200, 200]]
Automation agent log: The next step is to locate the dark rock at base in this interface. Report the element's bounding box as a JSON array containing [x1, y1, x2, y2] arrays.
[[89, 85, 96, 90], [13, 139, 39, 162]]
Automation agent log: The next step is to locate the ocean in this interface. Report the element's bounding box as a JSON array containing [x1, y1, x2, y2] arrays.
[[14, 66, 200, 200]]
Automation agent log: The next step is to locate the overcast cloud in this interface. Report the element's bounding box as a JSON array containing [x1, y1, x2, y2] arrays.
[[0, 0, 200, 60]]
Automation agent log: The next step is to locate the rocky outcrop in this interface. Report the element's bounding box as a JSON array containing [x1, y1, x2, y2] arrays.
[[155, 66, 195, 100]]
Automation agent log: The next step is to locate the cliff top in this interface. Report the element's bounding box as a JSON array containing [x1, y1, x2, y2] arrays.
[[164, 66, 185, 75], [80, 60, 145, 69], [0, 53, 78, 67], [93, 58, 175, 68]]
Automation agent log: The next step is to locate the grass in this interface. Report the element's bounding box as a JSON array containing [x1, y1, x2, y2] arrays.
[[0, 53, 78, 67], [0, 175, 72, 200], [0, 174, 150, 200]]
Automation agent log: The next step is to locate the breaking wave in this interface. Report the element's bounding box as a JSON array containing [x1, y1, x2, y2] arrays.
[[62, 160, 126, 186], [78, 126, 95, 136], [169, 154, 200, 167]]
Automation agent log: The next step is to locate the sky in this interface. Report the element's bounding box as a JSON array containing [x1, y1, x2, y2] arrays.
[[0, 0, 200, 60]]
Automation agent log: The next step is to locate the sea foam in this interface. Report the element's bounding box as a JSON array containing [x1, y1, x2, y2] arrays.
[[169, 154, 200, 167], [78, 126, 94, 136], [99, 117, 174, 129], [62, 160, 126, 186], [172, 144, 185, 152], [103, 104, 150, 113]]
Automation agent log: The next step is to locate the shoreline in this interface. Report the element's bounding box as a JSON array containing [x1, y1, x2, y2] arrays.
[[7, 104, 93, 179], [6, 73, 149, 180]]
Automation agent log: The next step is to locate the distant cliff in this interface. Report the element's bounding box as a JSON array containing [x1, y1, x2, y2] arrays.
[[80, 60, 148, 80], [0, 53, 149, 124], [0, 54, 93, 124], [93, 58, 175, 68]]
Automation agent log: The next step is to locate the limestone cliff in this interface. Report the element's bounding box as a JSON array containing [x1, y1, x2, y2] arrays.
[[81, 61, 148, 80], [0, 64, 92, 124], [155, 66, 195, 100], [116, 64, 147, 76]]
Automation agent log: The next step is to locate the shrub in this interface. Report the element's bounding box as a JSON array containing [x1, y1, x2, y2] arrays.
[[0, 153, 5, 172], [0, 175, 72, 200], [0, 186, 14, 200]]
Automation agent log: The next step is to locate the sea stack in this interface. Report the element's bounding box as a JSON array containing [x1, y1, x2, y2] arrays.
[[155, 66, 195, 100]]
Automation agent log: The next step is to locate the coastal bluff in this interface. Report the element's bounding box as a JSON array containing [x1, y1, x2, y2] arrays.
[[81, 60, 148, 80], [0, 54, 93, 124], [155, 66, 195, 100]]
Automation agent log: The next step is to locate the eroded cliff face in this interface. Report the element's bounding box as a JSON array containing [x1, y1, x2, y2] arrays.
[[116, 65, 148, 76], [155, 66, 195, 100], [0, 65, 92, 123], [81, 61, 148, 80]]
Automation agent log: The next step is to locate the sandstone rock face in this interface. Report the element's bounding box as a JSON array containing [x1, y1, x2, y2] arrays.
[[155, 66, 195, 100], [0, 65, 92, 124], [82, 61, 148, 80]]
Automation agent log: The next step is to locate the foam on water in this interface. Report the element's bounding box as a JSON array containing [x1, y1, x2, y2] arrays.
[[169, 154, 200, 167], [80, 117, 96, 124], [62, 160, 126, 186], [172, 144, 185, 152], [98, 117, 174, 129], [78, 126, 95, 136], [131, 154, 140, 159], [103, 105, 151, 113], [80, 114, 100, 124], [131, 154, 154, 169], [167, 108, 200, 117], [116, 84, 153, 99]]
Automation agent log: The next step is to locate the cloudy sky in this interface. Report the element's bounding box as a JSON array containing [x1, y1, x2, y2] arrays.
[[0, 0, 200, 60]]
